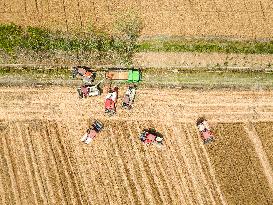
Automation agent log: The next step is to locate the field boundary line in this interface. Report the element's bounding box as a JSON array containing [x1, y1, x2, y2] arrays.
[[244, 122, 273, 192]]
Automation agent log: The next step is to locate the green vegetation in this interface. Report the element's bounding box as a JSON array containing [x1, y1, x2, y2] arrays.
[[137, 39, 273, 54], [0, 20, 143, 64]]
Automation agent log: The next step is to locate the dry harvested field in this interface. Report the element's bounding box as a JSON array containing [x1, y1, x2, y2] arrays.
[[1, 0, 273, 39], [1, 86, 273, 205]]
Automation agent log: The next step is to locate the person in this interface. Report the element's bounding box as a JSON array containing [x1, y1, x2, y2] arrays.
[[81, 127, 97, 144]]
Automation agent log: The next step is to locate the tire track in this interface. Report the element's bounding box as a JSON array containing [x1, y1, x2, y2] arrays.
[[84, 131, 117, 205], [114, 122, 147, 205], [60, 124, 90, 205], [50, 121, 89, 205], [244, 122, 273, 193], [14, 122, 41, 205], [187, 124, 224, 204], [160, 122, 193, 205], [172, 123, 204, 205], [192, 126, 227, 205], [164, 121, 198, 204], [27, 121, 58, 205], [2, 121, 24, 205], [147, 121, 183, 204], [125, 121, 159, 205], [37, 120, 67, 204], [0, 122, 19, 205], [183, 123, 217, 205], [134, 123, 169, 205], [24, 123, 50, 205], [108, 125, 139, 205], [71, 118, 102, 205], [46, 120, 83, 205]]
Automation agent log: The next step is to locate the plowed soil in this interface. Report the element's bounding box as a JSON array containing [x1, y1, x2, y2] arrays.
[[1, 86, 273, 205]]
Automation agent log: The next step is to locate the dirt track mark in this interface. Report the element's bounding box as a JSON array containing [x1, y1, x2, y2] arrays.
[[14, 122, 41, 205], [109, 125, 140, 205], [162, 123, 194, 205], [37, 121, 67, 204], [192, 127, 227, 205], [125, 121, 158, 205], [244, 123, 273, 193], [46, 120, 85, 205], [134, 123, 167, 205], [183, 123, 216, 205], [187, 124, 228, 205], [24, 123, 50, 205], [171, 122, 202, 204], [114, 122, 147, 205], [0, 122, 20, 205], [2, 122, 24, 205], [157, 122, 188, 204], [147, 121, 183, 204]]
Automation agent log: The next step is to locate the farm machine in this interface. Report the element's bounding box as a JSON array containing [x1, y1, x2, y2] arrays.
[[77, 80, 104, 98], [196, 117, 215, 144], [140, 128, 164, 146], [105, 68, 142, 83], [72, 66, 97, 84], [81, 120, 104, 144]]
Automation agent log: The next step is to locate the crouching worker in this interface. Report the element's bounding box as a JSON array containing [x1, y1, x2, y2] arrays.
[[81, 120, 104, 144], [196, 117, 214, 144]]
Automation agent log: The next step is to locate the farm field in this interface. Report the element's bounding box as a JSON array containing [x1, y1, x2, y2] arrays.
[[1, 86, 273, 204], [1, 0, 273, 39]]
